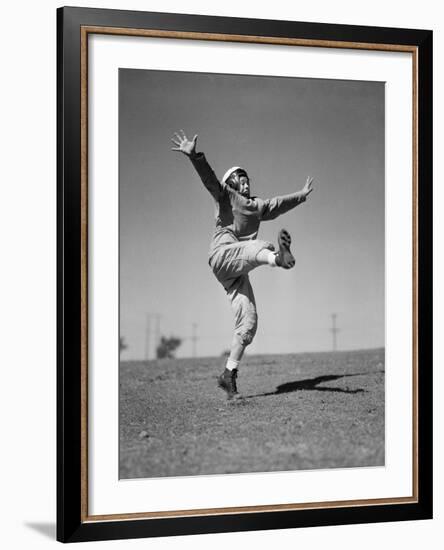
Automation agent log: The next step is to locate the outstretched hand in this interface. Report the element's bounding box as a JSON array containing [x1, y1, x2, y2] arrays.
[[301, 176, 314, 199], [171, 130, 198, 157]]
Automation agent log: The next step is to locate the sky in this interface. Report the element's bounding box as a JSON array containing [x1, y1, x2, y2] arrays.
[[119, 69, 385, 360]]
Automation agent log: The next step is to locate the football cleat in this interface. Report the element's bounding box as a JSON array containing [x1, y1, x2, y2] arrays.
[[217, 368, 240, 400], [275, 229, 295, 269]]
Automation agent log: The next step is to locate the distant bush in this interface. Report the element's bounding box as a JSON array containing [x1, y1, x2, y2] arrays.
[[156, 336, 182, 359], [119, 337, 128, 355]]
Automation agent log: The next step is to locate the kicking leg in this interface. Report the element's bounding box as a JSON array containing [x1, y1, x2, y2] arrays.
[[216, 229, 295, 277], [212, 239, 275, 284], [211, 230, 295, 288]]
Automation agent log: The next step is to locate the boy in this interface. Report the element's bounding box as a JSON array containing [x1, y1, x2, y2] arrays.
[[171, 130, 314, 399]]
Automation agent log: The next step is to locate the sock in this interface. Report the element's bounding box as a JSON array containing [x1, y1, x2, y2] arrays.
[[266, 251, 277, 267], [226, 358, 240, 371]]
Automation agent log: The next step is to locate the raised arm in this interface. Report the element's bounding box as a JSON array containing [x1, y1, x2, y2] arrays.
[[261, 177, 314, 221], [171, 130, 222, 202]]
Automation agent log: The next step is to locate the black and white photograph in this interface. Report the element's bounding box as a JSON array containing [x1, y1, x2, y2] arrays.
[[0, 0, 438, 545], [118, 68, 385, 479]]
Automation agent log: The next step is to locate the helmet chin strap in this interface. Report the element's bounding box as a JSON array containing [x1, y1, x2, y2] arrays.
[[231, 174, 242, 191]]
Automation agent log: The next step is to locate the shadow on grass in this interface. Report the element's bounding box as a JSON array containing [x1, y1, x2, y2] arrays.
[[245, 373, 370, 399]]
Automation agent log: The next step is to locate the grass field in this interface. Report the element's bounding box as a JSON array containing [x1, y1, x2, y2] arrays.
[[119, 348, 385, 479]]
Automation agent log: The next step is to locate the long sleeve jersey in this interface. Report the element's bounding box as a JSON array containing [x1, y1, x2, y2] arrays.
[[190, 152, 306, 255]]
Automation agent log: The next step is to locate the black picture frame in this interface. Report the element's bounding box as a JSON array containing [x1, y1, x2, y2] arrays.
[[57, 6, 433, 543]]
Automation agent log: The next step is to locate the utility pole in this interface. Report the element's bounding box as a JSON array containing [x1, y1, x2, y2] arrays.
[[191, 323, 198, 357], [144, 314, 151, 361], [330, 313, 340, 352], [145, 313, 162, 360], [154, 313, 162, 358]]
